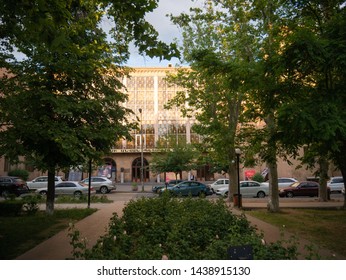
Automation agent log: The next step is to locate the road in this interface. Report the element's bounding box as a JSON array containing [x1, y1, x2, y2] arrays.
[[103, 184, 345, 208]]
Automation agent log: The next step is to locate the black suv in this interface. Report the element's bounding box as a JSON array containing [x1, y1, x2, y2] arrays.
[[0, 176, 29, 197]]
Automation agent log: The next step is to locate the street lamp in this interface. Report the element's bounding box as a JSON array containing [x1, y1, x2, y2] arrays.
[[235, 148, 242, 208], [138, 108, 144, 192]]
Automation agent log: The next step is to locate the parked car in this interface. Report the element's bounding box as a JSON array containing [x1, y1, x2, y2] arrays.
[[327, 176, 344, 193], [342, 186, 345, 195], [27, 176, 63, 191], [0, 176, 30, 197], [278, 177, 298, 188], [159, 181, 213, 197], [152, 179, 184, 193], [36, 181, 95, 198], [215, 180, 269, 198], [80, 177, 116, 194], [208, 178, 230, 193], [279, 181, 329, 198], [262, 177, 298, 190]]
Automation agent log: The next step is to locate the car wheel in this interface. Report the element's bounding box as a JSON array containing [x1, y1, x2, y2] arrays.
[[286, 192, 294, 198], [39, 191, 47, 196], [74, 191, 82, 198], [99, 186, 108, 194], [1, 190, 10, 198], [257, 191, 265, 198], [199, 191, 206, 198], [224, 191, 229, 197]]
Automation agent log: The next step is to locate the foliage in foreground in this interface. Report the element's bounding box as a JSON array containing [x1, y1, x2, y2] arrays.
[[70, 195, 299, 259]]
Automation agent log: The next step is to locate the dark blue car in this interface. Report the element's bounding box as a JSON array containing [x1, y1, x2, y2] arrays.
[[152, 179, 183, 193], [159, 181, 213, 197]]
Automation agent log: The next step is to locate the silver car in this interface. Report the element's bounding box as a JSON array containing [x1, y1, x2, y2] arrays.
[[208, 178, 230, 192], [261, 177, 298, 190], [27, 176, 63, 191], [36, 181, 95, 198], [215, 180, 269, 198], [80, 177, 116, 194], [327, 176, 344, 193]]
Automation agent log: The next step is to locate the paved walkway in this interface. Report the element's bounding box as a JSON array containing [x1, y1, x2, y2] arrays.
[[16, 196, 345, 260], [16, 201, 127, 260]]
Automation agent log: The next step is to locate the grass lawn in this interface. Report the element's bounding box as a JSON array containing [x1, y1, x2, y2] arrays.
[[0, 208, 97, 260], [0, 194, 112, 259], [246, 208, 346, 257]]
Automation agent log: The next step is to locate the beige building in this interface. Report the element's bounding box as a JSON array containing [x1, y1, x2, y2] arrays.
[[103, 66, 202, 183], [0, 67, 340, 182]]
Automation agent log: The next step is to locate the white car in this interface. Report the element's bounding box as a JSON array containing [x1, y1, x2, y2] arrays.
[[215, 180, 269, 198], [80, 177, 116, 194], [208, 178, 229, 192], [36, 181, 95, 198], [27, 176, 63, 191], [327, 176, 344, 193]]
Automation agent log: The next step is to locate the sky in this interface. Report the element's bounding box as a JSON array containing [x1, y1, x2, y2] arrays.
[[125, 0, 203, 67]]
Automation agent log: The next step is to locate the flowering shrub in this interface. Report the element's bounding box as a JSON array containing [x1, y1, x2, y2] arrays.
[[70, 193, 299, 259]]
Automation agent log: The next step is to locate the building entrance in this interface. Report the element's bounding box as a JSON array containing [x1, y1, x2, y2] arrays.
[[132, 157, 149, 182]]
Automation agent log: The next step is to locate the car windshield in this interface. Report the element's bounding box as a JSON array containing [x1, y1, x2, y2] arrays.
[[290, 182, 300, 188]]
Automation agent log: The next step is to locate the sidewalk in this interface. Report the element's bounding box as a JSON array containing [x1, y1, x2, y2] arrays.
[[16, 196, 345, 260], [16, 201, 126, 260]]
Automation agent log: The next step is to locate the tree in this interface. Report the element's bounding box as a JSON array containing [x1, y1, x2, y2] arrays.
[[275, 0, 346, 206], [167, 0, 259, 201], [0, 0, 178, 214], [150, 140, 198, 181]]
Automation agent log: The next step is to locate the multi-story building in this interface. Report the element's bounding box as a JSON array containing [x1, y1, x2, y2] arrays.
[[0, 66, 340, 182], [103, 66, 205, 183]]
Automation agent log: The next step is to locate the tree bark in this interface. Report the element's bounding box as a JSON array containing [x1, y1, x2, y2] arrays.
[[318, 157, 329, 202], [228, 151, 238, 203], [267, 161, 280, 212], [334, 142, 346, 209], [265, 112, 280, 213], [46, 169, 56, 215]]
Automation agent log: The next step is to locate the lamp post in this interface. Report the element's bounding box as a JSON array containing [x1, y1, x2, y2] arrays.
[[235, 148, 241, 208], [138, 108, 144, 192]]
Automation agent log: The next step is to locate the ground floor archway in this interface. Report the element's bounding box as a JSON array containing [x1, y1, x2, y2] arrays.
[[197, 164, 213, 181], [98, 158, 117, 180], [132, 157, 149, 182]]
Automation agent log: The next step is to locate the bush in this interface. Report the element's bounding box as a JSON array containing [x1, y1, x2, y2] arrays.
[[8, 169, 29, 181], [0, 200, 25, 216], [252, 172, 264, 183], [69, 194, 299, 260], [22, 195, 40, 215]]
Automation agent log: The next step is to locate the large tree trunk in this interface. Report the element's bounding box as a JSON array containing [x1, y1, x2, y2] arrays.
[[267, 161, 280, 212], [338, 170, 346, 209], [318, 157, 329, 202], [265, 112, 280, 212], [334, 143, 346, 209], [228, 151, 238, 203], [46, 169, 56, 215]]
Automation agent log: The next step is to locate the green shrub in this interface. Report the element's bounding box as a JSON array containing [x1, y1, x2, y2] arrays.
[[8, 169, 29, 181], [69, 194, 299, 260], [22, 195, 40, 215], [0, 200, 25, 216], [55, 195, 111, 203], [252, 172, 264, 183]]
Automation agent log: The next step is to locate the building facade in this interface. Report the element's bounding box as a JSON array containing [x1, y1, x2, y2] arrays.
[[105, 66, 203, 183], [1, 66, 340, 182]]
